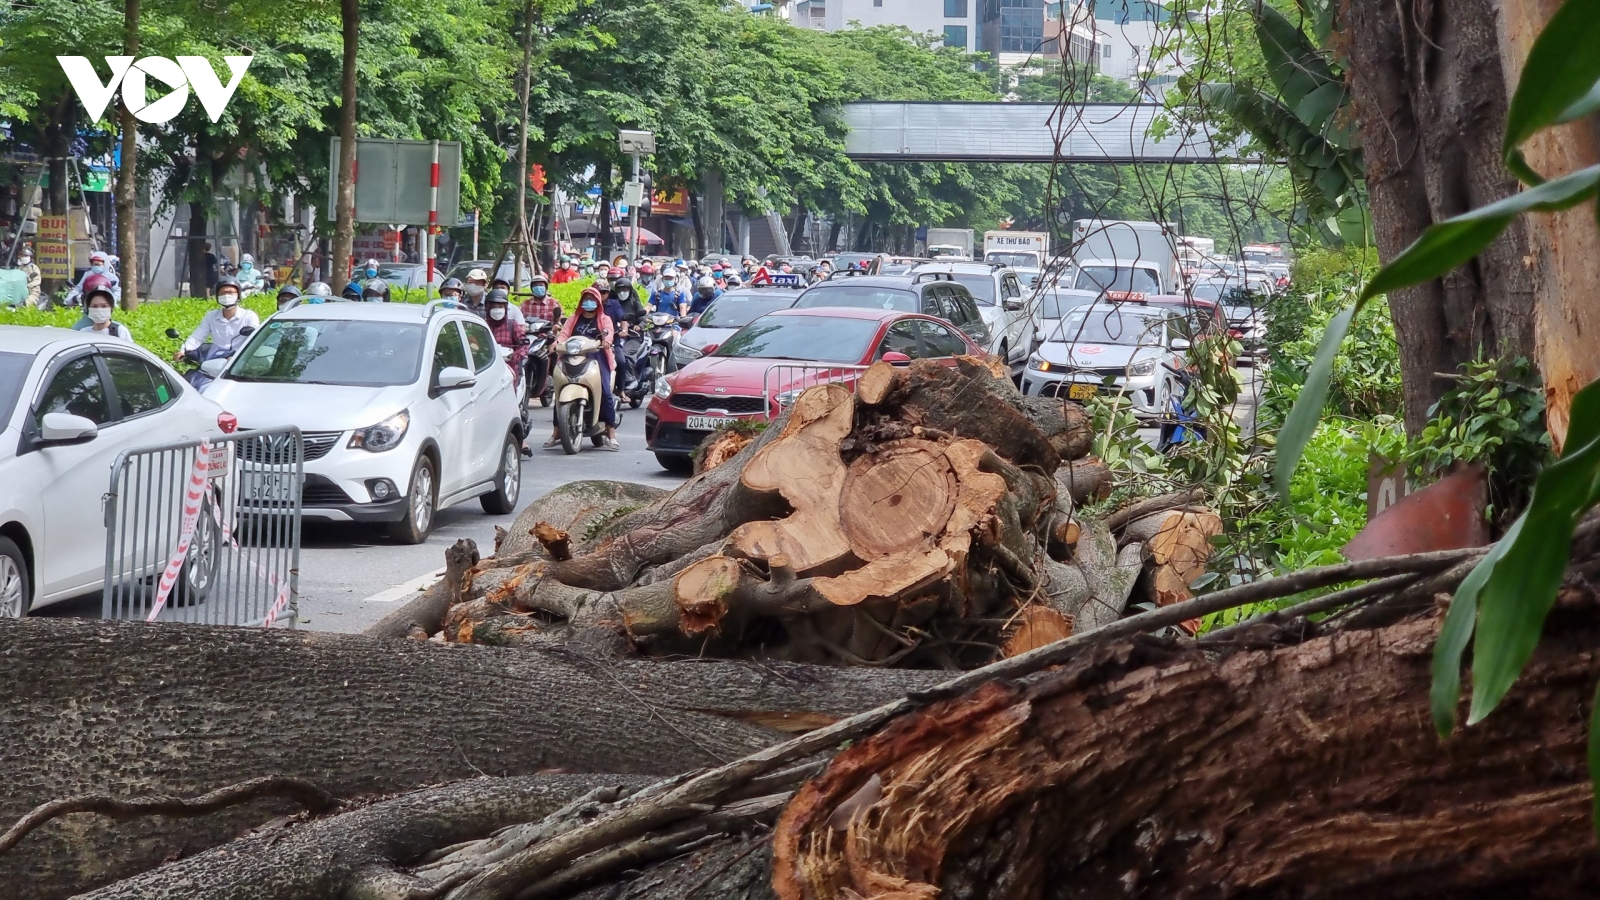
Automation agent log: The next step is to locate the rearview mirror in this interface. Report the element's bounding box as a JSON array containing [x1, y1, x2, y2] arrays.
[[200, 357, 230, 378], [164, 327, 181, 339], [240, 326, 256, 336], [1171, 337, 1191, 351], [881, 351, 912, 365], [40, 412, 98, 445], [437, 366, 476, 390], [1003, 297, 1024, 312]]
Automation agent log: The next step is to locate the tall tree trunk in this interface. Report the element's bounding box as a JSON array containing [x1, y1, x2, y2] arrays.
[[332, 0, 359, 286], [1344, 0, 1538, 437], [0, 619, 938, 900], [514, 0, 534, 287], [115, 0, 140, 310], [1496, 0, 1600, 450], [39, 92, 74, 296]]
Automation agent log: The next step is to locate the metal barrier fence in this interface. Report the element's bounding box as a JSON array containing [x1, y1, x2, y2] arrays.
[[762, 363, 870, 420], [102, 427, 303, 626]]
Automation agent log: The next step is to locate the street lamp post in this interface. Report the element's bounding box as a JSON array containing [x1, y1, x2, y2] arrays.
[[618, 130, 654, 266]]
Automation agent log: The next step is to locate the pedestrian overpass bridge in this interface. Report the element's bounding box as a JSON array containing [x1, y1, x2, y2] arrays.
[[841, 102, 1238, 164]]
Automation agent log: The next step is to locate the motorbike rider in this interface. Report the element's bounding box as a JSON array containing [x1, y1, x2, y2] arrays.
[[650, 269, 690, 318], [341, 282, 363, 301], [688, 275, 720, 316], [438, 276, 467, 307], [489, 274, 527, 325], [723, 271, 743, 290], [70, 250, 121, 306], [463, 267, 491, 315], [176, 276, 260, 363], [543, 286, 620, 452], [810, 260, 833, 283], [345, 258, 381, 297], [484, 288, 528, 381], [72, 276, 130, 340], [550, 257, 579, 283], [275, 284, 303, 312], [237, 253, 266, 294], [521, 272, 563, 325], [304, 281, 334, 304], [15, 247, 42, 309], [361, 278, 392, 302], [609, 276, 648, 389]]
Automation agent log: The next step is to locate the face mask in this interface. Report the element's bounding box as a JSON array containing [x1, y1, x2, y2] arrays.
[[488, 307, 506, 321], [617, 290, 631, 300], [466, 284, 486, 298], [580, 299, 598, 312], [307, 296, 325, 305], [91, 265, 105, 274], [365, 268, 377, 278], [18, 257, 30, 265], [88, 307, 112, 324], [532, 286, 547, 297], [242, 262, 253, 271], [219, 293, 239, 308]]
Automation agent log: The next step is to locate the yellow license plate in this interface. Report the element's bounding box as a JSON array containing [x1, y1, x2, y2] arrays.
[[1067, 383, 1097, 401]]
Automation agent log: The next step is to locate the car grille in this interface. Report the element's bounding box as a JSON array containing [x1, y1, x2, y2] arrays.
[[671, 393, 767, 415], [301, 475, 353, 507], [235, 430, 343, 463]]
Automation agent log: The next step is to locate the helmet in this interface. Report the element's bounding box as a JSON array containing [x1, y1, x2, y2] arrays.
[[491, 274, 512, 288], [607, 266, 625, 279], [638, 261, 655, 275], [240, 253, 255, 266], [465, 268, 489, 282], [662, 266, 678, 279], [216, 276, 241, 293], [612, 277, 634, 294], [697, 275, 715, 290], [362, 278, 391, 301], [485, 287, 510, 305], [276, 285, 302, 310], [341, 282, 363, 300], [529, 272, 549, 285], [363, 258, 380, 269], [440, 276, 465, 294], [725, 272, 743, 287], [81, 273, 116, 305], [306, 281, 334, 299], [89, 250, 107, 264]]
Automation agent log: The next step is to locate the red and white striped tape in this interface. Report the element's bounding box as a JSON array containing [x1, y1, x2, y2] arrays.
[[145, 441, 211, 622], [206, 492, 293, 627]]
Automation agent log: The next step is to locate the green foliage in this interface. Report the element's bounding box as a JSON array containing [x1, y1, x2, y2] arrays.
[[1407, 358, 1549, 522], [1500, 0, 1600, 182], [0, 295, 278, 359]]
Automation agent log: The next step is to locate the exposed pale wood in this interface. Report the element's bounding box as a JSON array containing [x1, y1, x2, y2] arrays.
[[1001, 606, 1074, 657], [855, 360, 906, 407], [533, 523, 573, 562], [1057, 457, 1112, 506], [695, 429, 757, 475], [364, 538, 479, 640], [838, 440, 957, 559]]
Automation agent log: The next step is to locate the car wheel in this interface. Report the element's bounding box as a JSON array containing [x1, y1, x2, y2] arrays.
[[389, 455, 437, 544], [655, 452, 693, 475], [481, 431, 522, 515], [0, 537, 30, 618], [557, 402, 582, 455], [629, 395, 643, 409]]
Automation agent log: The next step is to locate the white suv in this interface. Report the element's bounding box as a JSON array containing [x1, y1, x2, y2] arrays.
[[0, 326, 227, 615], [204, 302, 524, 544], [908, 261, 1033, 373]]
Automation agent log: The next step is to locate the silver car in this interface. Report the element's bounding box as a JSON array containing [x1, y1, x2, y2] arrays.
[[1022, 304, 1191, 419]]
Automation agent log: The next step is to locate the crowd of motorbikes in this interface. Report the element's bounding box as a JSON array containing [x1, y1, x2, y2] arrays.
[[523, 309, 683, 455]]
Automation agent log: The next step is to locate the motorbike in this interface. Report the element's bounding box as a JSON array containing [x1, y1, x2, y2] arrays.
[[616, 323, 660, 410], [1156, 363, 1206, 452], [645, 311, 683, 373], [165, 326, 255, 391], [551, 335, 612, 455], [518, 318, 558, 436]]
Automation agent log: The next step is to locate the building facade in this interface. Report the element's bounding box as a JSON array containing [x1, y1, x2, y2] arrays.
[[788, 0, 982, 52]]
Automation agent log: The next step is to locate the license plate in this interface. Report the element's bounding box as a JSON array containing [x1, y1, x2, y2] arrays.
[[685, 415, 730, 431], [1067, 383, 1098, 401], [241, 471, 294, 503]]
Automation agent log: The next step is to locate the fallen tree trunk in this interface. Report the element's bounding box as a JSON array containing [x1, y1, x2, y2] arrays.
[[0, 619, 943, 899]]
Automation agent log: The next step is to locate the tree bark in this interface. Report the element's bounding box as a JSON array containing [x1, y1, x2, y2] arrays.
[[1344, 0, 1538, 437], [332, 0, 360, 285], [0, 620, 940, 900], [115, 0, 140, 311], [1495, 0, 1600, 450]]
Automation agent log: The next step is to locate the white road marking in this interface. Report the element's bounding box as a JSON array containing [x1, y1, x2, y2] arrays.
[[358, 566, 446, 604]]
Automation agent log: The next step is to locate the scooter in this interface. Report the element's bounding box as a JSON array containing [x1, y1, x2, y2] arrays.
[[551, 335, 612, 455], [521, 317, 557, 408], [617, 324, 658, 410], [165, 326, 254, 391], [1156, 363, 1206, 452], [645, 311, 684, 373]]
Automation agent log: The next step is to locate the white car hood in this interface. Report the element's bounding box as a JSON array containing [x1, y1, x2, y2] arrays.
[[205, 379, 415, 432], [1036, 340, 1156, 371]]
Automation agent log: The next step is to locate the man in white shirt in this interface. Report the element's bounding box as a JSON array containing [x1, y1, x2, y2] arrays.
[[175, 277, 260, 361]]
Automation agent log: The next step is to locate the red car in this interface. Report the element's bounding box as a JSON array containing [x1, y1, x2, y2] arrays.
[[645, 307, 983, 472]]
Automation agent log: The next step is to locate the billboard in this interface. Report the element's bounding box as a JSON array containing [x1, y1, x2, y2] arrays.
[[327, 138, 463, 226], [35, 215, 70, 279], [651, 188, 689, 217]]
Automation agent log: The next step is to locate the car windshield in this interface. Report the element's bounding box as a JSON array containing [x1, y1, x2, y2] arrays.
[[985, 252, 1036, 268], [378, 265, 415, 278], [697, 293, 799, 328], [946, 274, 996, 305], [1223, 306, 1258, 323], [1040, 293, 1094, 319], [714, 315, 879, 363], [1074, 266, 1162, 294], [1052, 310, 1165, 346], [227, 320, 425, 386], [794, 285, 918, 312], [1188, 281, 1227, 301], [0, 351, 31, 427]]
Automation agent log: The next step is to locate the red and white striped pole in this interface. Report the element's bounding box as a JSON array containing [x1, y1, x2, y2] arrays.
[[427, 140, 440, 298]]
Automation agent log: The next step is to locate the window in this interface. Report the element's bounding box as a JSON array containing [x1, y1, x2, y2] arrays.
[[1103, 43, 1111, 58], [942, 25, 968, 48], [432, 322, 469, 381], [463, 321, 498, 373], [35, 355, 111, 426], [921, 321, 971, 357], [874, 0, 882, 6], [946, 288, 983, 326], [945, 0, 968, 16], [1002, 275, 1022, 300], [878, 321, 921, 359], [994, 0, 1044, 53], [103, 354, 173, 419], [231, 321, 426, 387]]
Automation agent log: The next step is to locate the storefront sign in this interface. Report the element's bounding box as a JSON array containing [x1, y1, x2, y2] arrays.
[[35, 215, 70, 278]]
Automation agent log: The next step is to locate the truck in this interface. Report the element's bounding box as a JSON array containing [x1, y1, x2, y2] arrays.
[[983, 230, 1050, 271], [924, 227, 975, 260], [1069, 219, 1182, 295]]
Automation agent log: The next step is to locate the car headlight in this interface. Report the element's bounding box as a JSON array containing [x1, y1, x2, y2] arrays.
[[1028, 357, 1051, 372], [1129, 358, 1156, 376], [654, 378, 673, 399], [675, 343, 703, 360], [349, 410, 410, 452], [565, 337, 584, 355]]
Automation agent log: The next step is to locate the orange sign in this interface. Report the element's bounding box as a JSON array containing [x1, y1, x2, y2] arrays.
[[35, 217, 70, 279], [651, 188, 689, 217]]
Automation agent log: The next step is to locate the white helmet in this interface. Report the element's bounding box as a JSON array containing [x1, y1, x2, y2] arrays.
[[240, 253, 255, 266], [662, 266, 678, 279], [696, 275, 715, 291]]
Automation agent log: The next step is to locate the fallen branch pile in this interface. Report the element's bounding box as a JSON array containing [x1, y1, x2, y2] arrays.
[[425, 359, 1223, 665]]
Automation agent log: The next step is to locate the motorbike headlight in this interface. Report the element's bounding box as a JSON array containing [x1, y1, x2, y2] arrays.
[[565, 337, 584, 355], [654, 378, 673, 400], [348, 410, 410, 452], [1129, 358, 1157, 376]]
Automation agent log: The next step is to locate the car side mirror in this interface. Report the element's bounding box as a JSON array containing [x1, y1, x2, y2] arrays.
[[1171, 337, 1191, 350], [1003, 297, 1024, 312], [39, 412, 98, 445], [881, 351, 912, 365], [200, 357, 230, 378], [437, 366, 477, 391], [240, 326, 256, 336]]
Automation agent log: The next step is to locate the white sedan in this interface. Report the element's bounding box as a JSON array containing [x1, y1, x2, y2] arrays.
[[203, 301, 525, 544], [0, 326, 228, 616]]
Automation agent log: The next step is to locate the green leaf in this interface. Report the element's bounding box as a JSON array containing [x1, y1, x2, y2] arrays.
[[1503, 0, 1600, 167], [1558, 77, 1600, 125], [1466, 378, 1600, 724], [1431, 516, 1517, 735], [1361, 164, 1600, 303], [1274, 307, 1355, 498]]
